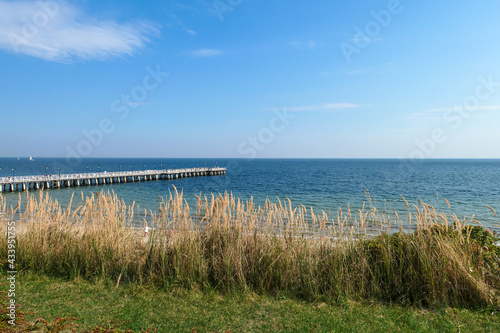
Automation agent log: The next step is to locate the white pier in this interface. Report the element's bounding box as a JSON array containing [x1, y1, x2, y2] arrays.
[[0, 167, 226, 192]]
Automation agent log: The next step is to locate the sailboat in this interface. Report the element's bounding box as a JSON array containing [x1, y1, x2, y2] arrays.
[[29, 156, 34, 161]]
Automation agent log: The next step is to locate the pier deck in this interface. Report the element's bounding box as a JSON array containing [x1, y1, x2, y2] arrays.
[[0, 167, 226, 192]]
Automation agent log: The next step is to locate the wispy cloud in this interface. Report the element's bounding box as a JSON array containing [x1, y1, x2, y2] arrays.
[[409, 114, 444, 121], [116, 101, 153, 108], [188, 48, 224, 57], [185, 29, 197, 35], [290, 40, 323, 50], [422, 105, 500, 113], [266, 103, 361, 112], [0, 1, 157, 62], [346, 66, 380, 75], [351, 37, 383, 44], [346, 60, 395, 75], [410, 105, 500, 122], [319, 71, 333, 76], [391, 126, 431, 133]]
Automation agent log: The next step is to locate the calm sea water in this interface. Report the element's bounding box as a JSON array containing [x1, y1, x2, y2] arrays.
[[1, 158, 499, 233]]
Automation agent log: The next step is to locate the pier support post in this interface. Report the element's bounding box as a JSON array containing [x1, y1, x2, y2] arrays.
[[0, 168, 225, 194]]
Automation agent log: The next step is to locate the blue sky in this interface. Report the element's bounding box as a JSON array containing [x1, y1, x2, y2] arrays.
[[1, 0, 500, 159]]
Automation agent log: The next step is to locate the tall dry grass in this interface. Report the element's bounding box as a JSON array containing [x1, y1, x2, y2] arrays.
[[1, 187, 499, 308]]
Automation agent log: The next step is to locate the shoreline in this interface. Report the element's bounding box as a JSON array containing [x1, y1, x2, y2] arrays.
[[2, 188, 499, 235], [3, 215, 499, 247], [2, 190, 500, 237]]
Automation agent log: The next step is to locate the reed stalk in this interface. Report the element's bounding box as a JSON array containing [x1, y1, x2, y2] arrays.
[[1, 187, 498, 308]]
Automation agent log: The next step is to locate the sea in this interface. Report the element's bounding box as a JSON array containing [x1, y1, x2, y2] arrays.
[[1, 157, 499, 233]]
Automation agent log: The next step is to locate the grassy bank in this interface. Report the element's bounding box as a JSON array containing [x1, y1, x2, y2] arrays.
[[1, 188, 499, 310], [3, 272, 500, 332]]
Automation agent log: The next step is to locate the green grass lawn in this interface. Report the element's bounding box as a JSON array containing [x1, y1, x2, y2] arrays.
[[3, 272, 499, 332]]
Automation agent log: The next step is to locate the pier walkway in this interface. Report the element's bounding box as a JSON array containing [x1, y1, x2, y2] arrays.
[[0, 167, 226, 192]]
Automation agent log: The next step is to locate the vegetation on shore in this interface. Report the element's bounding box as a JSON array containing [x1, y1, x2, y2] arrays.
[[0, 188, 499, 330], [1, 188, 499, 307]]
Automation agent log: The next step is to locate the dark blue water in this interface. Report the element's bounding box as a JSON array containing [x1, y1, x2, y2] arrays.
[[1, 158, 499, 232]]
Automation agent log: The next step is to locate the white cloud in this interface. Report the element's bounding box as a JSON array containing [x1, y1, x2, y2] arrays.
[[290, 40, 323, 50], [391, 126, 431, 133], [117, 101, 152, 107], [346, 60, 395, 75], [351, 37, 383, 44], [188, 48, 223, 57], [346, 66, 380, 75], [185, 29, 197, 35], [0, 1, 157, 62], [422, 105, 500, 112], [267, 103, 361, 112], [410, 105, 500, 122]]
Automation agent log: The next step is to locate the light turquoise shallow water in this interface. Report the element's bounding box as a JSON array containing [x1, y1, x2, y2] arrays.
[[1, 158, 499, 233]]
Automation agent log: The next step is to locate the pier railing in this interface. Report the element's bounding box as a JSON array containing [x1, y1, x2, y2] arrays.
[[0, 167, 226, 192]]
